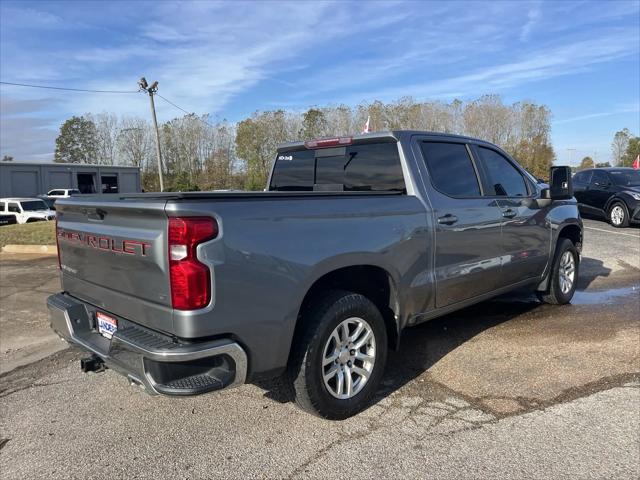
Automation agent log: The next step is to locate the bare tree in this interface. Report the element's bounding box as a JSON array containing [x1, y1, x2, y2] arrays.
[[87, 112, 120, 165], [612, 128, 631, 166], [117, 117, 152, 169]]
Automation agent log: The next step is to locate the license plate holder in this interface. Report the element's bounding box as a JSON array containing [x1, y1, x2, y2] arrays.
[[96, 311, 117, 339]]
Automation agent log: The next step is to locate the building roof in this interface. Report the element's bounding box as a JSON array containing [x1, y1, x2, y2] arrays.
[[0, 162, 140, 169]]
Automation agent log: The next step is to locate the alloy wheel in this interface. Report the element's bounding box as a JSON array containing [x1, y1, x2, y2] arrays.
[[610, 205, 625, 226], [558, 250, 576, 294], [322, 317, 376, 400]]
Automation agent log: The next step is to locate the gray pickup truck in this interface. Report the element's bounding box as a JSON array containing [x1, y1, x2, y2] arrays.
[[48, 131, 582, 419]]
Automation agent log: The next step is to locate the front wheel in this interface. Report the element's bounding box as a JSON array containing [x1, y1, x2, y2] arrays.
[[609, 202, 629, 228], [287, 290, 388, 420], [539, 238, 579, 305]]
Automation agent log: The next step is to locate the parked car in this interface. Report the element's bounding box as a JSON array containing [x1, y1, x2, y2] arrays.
[[37, 195, 58, 210], [0, 214, 17, 226], [0, 198, 56, 224], [47, 189, 81, 198], [573, 167, 640, 227], [48, 131, 582, 419]]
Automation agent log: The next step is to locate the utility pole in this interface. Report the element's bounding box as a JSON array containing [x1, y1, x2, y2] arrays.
[[138, 77, 164, 192], [567, 148, 576, 166]]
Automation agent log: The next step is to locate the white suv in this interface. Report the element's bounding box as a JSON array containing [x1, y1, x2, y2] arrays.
[[0, 198, 56, 224], [47, 189, 80, 198]]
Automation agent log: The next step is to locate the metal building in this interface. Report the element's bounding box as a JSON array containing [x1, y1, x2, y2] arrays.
[[0, 163, 141, 198]]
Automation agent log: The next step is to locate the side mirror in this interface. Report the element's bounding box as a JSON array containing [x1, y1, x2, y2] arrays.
[[542, 166, 573, 200]]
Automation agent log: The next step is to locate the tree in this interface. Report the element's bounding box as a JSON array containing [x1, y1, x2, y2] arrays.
[[117, 117, 151, 169], [54, 116, 98, 163], [621, 136, 640, 167], [87, 112, 119, 165], [301, 108, 328, 139], [611, 128, 631, 166], [236, 110, 288, 190], [578, 156, 594, 170], [1, 155, 13, 162]]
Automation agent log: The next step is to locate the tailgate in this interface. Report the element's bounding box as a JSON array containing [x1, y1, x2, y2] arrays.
[[56, 197, 173, 334]]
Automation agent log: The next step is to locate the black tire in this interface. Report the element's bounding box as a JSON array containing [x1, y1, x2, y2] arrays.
[[539, 238, 579, 305], [287, 290, 388, 420], [608, 201, 630, 228]]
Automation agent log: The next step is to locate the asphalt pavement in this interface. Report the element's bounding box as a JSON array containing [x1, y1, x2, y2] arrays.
[[0, 218, 638, 479]]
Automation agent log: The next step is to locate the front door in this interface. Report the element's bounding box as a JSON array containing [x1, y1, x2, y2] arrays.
[[472, 145, 550, 285], [417, 139, 505, 308]]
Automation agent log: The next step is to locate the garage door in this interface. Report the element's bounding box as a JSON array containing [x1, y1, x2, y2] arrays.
[[12, 171, 39, 197]]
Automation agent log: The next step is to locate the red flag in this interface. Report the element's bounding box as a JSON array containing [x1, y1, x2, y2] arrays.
[[362, 116, 370, 134], [633, 154, 640, 170]]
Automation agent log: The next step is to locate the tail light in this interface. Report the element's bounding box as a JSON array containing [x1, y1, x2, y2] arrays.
[[168, 217, 218, 310], [55, 216, 61, 269]]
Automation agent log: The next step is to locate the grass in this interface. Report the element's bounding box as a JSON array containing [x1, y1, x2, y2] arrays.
[[0, 221, 56, 248]]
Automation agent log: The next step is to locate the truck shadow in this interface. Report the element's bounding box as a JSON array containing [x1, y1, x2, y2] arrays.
[[376, 293, 542, 403], [577, 256, 612, 290], [254, 261, 614, 409], [255, 290, 543, 406]]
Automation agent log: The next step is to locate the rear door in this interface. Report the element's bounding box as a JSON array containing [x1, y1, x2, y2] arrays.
[[472, 145, 550, 285], [416, 139, 505, 308]]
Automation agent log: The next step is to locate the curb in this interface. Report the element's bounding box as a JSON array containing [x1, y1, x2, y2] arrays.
[[1, 244, 58, 254]]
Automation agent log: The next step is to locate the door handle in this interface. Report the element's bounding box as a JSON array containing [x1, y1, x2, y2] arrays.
[[437, 214, 458, 225], [502, 208, 517, 219]]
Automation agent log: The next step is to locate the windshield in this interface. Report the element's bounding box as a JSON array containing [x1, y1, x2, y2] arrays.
[[609, 170, 640, 187], [21, 200, 48, 211]]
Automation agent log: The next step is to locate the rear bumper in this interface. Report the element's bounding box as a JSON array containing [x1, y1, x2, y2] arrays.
[[47, 293, 247, 396]]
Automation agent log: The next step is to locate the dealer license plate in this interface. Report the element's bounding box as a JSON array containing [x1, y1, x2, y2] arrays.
[[96, 311, 117, 339]]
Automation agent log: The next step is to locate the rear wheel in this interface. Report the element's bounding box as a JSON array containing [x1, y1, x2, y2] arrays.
[[539, 238, 579, 304], [287, 290, 388, 419], [608, 202, 629, 228]]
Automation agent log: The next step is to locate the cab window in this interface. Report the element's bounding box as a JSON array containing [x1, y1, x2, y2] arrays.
[[591, 170, 610, 187], [573, 171, 592, 185], [420, 142, 481, 197], [8, 203, 21, 213], [477, 147, 528, 197]]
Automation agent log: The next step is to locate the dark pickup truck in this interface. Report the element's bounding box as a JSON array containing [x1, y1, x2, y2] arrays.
[[49, 131, 582, 419]]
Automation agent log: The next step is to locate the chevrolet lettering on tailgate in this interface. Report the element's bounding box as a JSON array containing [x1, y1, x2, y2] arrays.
[[57, 228, 151, 256]]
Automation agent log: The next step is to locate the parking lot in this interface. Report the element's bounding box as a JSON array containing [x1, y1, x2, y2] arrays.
[[1, 218, 638, 479]]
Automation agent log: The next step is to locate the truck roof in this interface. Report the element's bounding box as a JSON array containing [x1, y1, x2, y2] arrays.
[[277, 130, 493, 151]]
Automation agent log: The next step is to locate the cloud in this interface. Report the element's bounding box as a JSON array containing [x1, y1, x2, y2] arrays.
[[554, 104, 640, 125], [0, 0, 638, 161], [323, 28, 639, 105], [0, 115, 57, 161], [520, 1, 542, 42]]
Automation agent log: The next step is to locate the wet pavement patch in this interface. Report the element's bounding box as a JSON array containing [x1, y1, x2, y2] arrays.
[[571, 284, 639, 305]]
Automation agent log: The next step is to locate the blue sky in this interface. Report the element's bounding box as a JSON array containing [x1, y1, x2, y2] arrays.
[[1, 0, 639, 164]]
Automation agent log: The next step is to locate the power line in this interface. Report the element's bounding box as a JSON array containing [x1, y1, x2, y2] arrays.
[[0, 81, 138, 94], [156, 94, 191, 116], [156, 93, 216, 127]]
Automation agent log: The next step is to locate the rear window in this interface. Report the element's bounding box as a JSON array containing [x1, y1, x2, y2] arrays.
[[269, 142, 405, 192], [420, 142, 481, 197], [609, 170, 640, 187]]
